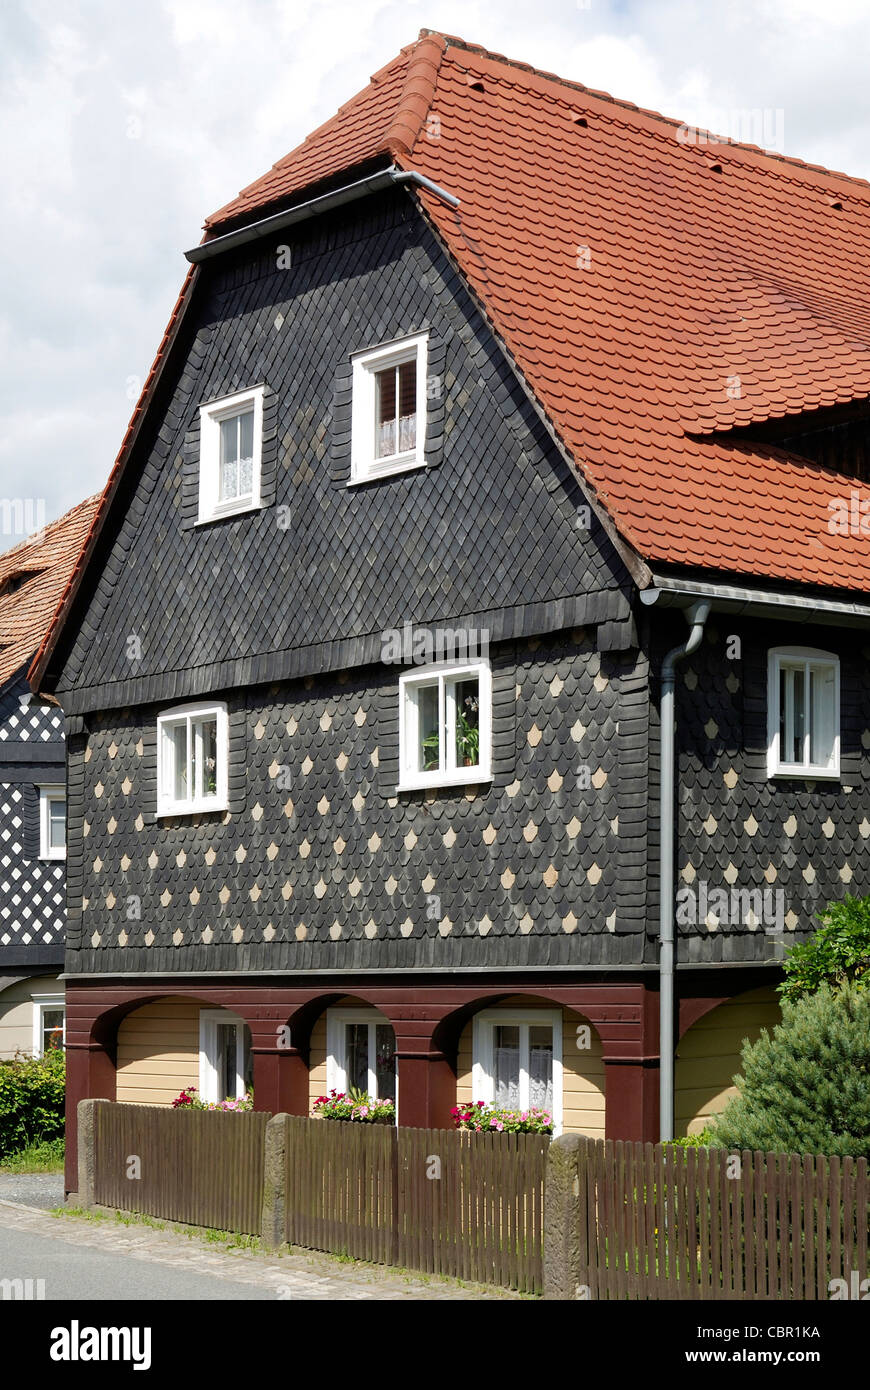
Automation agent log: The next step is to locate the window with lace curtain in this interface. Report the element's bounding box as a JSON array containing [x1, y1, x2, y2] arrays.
[[350, 332, 428, 482], [471, 1008, 563, 1131], [197, 386, 265, 522]]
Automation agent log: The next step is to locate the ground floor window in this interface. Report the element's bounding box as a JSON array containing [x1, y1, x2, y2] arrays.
[[198, 1009, 252, 1102], [32, 995, 65, 1055], [472, 1008, 562, 1132], [326, 1008, 397, 1114]]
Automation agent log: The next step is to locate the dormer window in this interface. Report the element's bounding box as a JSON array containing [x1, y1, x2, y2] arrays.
[[350, 333, 428, 482], [197, 387, 264, 522], [767, 647, 840, 778]]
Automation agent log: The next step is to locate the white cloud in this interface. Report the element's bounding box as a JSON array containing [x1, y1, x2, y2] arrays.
[[1, 0, 868, 530]]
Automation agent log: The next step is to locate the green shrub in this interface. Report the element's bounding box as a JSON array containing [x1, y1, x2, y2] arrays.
[[711, 982, 870, 1158], [670, 1128, 715, 1148], [0, 1050, 66, 1159], [780, 894, 870, 1003]]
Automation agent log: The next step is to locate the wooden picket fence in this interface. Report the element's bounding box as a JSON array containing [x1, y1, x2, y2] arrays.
[[91, 1101, 268, 1236], [573, 1136, 870, 1300], [282, 1116, 548, 1292]]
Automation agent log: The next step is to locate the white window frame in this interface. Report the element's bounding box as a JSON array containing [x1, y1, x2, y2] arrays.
[[156, 700, 229, 816], [32, 994, 65, 1056], [326, 1008, 398, 1115], [198, 1009, 248, 1102], [767, 646, 840, 779], [349, 332, 428, 483], [38, 785, 66, 860], [397, 658, 492, 792], [472, 1008, 563, 1134], [197, 385, 265, 523]]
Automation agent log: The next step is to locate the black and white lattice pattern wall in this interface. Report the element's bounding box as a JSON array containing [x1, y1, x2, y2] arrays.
[[0, 678, 66, 959]]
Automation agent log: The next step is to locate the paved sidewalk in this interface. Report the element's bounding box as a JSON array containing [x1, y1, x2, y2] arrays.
[[0, 1171, 64, 1210], [0, 1199, 520, 1300]]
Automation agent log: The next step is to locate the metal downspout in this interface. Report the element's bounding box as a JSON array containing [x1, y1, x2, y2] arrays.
[[659, 600, 711, 1141]]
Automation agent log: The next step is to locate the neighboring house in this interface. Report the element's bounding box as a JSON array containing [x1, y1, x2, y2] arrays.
[[28, 32, 870, 1193], [0, 498, 99, 1059]]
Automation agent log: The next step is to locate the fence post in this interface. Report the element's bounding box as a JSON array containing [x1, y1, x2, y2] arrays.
[[261, 1113, 289, 1249], [544, 1133, 582, 1300], [75, 1098, 109, 1209]]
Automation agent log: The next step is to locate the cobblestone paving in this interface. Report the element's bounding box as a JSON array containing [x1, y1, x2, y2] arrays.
[[0, 1199, 521, 1300]]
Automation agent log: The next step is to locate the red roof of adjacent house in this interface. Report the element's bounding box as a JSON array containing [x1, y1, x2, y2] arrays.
[[0, 496, 100, 691], [207, 31, 870, 595]]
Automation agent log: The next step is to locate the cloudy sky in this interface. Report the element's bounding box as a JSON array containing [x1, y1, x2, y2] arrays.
[[1, 0, 868, 535]]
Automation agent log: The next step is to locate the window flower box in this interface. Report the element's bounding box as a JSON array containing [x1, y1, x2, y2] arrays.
[[312, 1089, 395, 1124], [451, 1101, 554, 1134], [171, 1086, 253, 1112]]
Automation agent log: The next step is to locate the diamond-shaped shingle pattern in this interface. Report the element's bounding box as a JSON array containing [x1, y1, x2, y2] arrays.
[[69, 634, 627, 968], [205, 32, 870, 594]]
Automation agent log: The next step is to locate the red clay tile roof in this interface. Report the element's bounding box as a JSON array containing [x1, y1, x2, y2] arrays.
[[207, 31, 870, 595], [0, 495, 100, 692]]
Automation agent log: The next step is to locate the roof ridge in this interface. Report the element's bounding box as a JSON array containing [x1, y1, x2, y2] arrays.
[[421, 30, 870, 195], [385, 31, 446, 159]]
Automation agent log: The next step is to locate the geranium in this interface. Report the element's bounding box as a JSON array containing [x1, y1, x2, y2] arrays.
[[312, 1089, 395, 1123], [452, 1102, 553, 1134], [170, 1087, 254, 1112]]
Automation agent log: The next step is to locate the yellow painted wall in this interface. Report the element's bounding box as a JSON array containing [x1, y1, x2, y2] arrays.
[[115, 997, 200, 1105], [675, 985, 782, 1136], [455, 998, 606, 1137]]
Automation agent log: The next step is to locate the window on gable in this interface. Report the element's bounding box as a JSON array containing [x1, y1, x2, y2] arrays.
[[38, 786, 66, 860], [472, 1009, 562, 1132], [398, 660, 492, 791], [350, 332, 428, 481], [157, 701, 228, 815], [197, 387, 264, 522], [767, 647, 840, 777]]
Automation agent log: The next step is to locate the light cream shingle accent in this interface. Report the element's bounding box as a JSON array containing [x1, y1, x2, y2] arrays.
[[587, 863, 602, 885], [190, 888, 200, 905], [404, 829, 418, 850], [567, 817, 582, 838], [478, 915, 493, 936], [302, 755, 314, 775], [501, 867, 515, 889], [299, 839, 311, 858], [148, 850, 159, 869], [266, 842, 279, 861], [519, 912, 534, 934], [205, 846, 216, 865], [330, 920, 342, 940], [422, 872, 436, 892], [318, 795, 330, 815], [352, 790, 365, 812], [443, 827, 457, 849], [523, 820, 538, 842], [160, 889, 171, 907], [349, 877, 362, 897], [368, 831, 381, 852], [281, 881, 293, 901], [336, 751, 348, 772], [562, 911, 577, 933], [527, 723, 542, 747], [314, 879, 327, 899], [286, 716, 298, 736], [400, 917, 414, 937], [547, 769, 563, 792], [219, 886, 231, 904], [333, 836, 346, 855], [364, 918, 377, 939], [482, 823, 497, 845], [354, 706, 367, 726], [320, 710, 333, 732], [543, 864, 558, 888], [254, 720, 266, 740]]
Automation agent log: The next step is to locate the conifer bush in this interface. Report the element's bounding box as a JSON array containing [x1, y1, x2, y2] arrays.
[[711, 982, 870, 1158]]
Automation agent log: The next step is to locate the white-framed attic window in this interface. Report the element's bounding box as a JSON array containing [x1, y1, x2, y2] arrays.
[[472, 1008, 563, 1134], [157, 701, 228, 815], [349, 332, 428, 482], [767, 647, 840, 778], [38, 785, 66, 860], [197, 386, 265, 522], [397, 659, 492, 792]]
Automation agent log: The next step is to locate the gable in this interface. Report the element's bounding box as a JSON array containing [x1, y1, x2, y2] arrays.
[[52, 191, 631, 714]]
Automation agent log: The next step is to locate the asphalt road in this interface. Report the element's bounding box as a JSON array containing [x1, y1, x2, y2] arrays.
[[0, 1220, 273, 1300]]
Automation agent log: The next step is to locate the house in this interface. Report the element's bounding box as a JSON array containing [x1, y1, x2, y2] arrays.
[[0, 498, 99, 1058], [29, 31, 870, 1194]]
